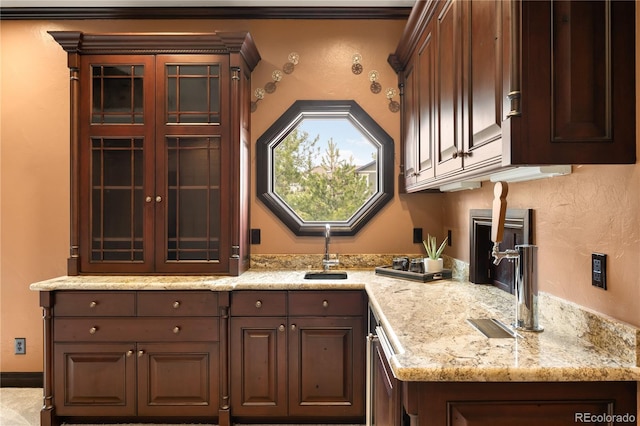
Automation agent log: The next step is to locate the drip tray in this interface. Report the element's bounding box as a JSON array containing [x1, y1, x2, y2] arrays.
[[467, 318, 517, 338]]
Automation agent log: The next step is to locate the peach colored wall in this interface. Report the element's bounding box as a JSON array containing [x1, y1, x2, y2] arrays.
[[0, 18, 441, 373], [1, 12, 639, 375]]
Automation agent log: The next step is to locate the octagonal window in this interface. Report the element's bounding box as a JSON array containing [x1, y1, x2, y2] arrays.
[[257, 100, 394, 236]]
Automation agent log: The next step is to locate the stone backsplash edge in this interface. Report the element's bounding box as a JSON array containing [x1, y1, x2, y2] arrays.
[[250, 253, 469, 280], [539, 292, 639, 367], [250, 254, 637, 366]]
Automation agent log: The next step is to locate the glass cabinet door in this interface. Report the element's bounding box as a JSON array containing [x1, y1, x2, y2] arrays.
[[81, 56, 156, 273], [80, 55, 230, 273], [155, 56, 230, 273]]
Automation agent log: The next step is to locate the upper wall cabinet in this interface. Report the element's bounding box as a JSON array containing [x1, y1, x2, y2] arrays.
[[390, 0, 636, 192], [50, 32, 260, 275]]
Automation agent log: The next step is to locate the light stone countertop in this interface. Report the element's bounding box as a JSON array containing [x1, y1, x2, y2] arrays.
[[30, 270, 640, 383]]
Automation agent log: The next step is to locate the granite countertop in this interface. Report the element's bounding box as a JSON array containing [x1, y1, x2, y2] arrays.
[[30, 270, 640, 383]]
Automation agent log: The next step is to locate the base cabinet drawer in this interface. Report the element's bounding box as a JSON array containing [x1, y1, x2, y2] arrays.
[[54, 292, 136, 316], [54, 318, 219, 342]]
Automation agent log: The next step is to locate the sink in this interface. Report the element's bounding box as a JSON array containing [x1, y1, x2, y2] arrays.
[[304, 271, 348, 280]]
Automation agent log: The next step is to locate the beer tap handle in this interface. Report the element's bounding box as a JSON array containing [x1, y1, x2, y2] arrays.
[[491, 181, 509, 245]]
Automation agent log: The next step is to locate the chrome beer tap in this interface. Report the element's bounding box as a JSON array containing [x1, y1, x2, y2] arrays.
[[491, 182, 543, 332]]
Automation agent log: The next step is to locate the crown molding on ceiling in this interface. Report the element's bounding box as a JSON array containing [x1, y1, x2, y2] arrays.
[[0, 5, 413, 20]]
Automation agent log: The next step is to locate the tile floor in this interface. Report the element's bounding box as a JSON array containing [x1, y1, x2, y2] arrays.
[[0, 388, 362, 426]]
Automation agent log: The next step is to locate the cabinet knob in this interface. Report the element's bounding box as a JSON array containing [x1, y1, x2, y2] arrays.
[[138, 350, 145, 357], [89, 301, 97, 308], [172, 301, 180, 309], [255, 300, 262, 308], [155, 195, 162, 203], [173, 326, 180, 334], [126, 350, 134, 357], [145, 196, 153, 203], [322, 300, 329, 308], [89, 326, 97, 335], [290, 324, 297, 331], [278, 324, 285, 332]]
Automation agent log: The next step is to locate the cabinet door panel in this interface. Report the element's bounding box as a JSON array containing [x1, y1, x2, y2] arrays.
[[137, 342, 218, 417], [230, 317, 288, 417], [416, 26, 436, 183], [435, 0, 463, 177], [288, 316, 365, 418], [508, 0, 635, 164], [402, 59, 418, 189], [54, 343, 136, 416], [450, 401, 613, 426], [155, 55, 231, 274], [373, 340, 402, 426], [79, 55, 156, 274], [462, 0, 503, 169]]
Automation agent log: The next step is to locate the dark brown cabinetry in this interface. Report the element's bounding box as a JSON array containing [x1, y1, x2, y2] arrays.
[[50, 32, 260, 275], [41, 291, 224, 425], [372, 339, 403, 426], [230, 290, 366, 423], [391, 0, 636, 192], [402, 381, 637, 426]]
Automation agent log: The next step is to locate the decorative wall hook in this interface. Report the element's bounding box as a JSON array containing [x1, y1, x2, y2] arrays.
[[350, 53, 399, 113], [252, 52, 300, 112], [352, 53, 363, 75], [386, 87, 400, 113], [368, 70, 381, 94], [284, 52, 299, 74]]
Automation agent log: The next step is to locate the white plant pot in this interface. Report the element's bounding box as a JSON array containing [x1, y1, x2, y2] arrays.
[[424, 258, 444, 273]]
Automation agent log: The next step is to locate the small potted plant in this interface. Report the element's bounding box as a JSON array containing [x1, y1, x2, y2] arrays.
[[422, 234, 448, 273]]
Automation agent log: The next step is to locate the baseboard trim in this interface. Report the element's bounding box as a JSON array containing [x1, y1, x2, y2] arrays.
[[0, 372, 43, 387]]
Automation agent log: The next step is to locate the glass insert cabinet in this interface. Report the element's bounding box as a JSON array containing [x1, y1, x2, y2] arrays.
[[50, 32, 261, 275]]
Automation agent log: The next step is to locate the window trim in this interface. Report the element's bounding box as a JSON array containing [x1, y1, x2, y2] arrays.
[[256, 100, 394, 237]]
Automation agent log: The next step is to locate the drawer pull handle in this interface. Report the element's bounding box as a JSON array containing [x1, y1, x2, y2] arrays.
[[322, 300, 329, 308], [89, 301, 97, 308], [89, 327, 97, 334], [172, 301, 180, 309], [173, 326, 181, 334], [255, 300, 262, 308], [452, 150, 472, 159], [138, 350, 145, 357], [278, 324, 285, 332], [126, 350, 134, 357], [291, 324, 297, 331]]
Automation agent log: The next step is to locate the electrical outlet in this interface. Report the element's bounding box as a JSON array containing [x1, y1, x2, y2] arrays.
[[413, 228, 423, 244], [250, 228, 261, 244], [14, 338, 26, 355], [591, 253, 607, 290]]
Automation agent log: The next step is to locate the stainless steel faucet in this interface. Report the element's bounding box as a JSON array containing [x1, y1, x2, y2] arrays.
[[491, 182, 543, 332], [323, 224, 339, 271]]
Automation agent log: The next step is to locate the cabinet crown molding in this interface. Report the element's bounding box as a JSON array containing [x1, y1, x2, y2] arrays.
[[49, 30, 261, 70]]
